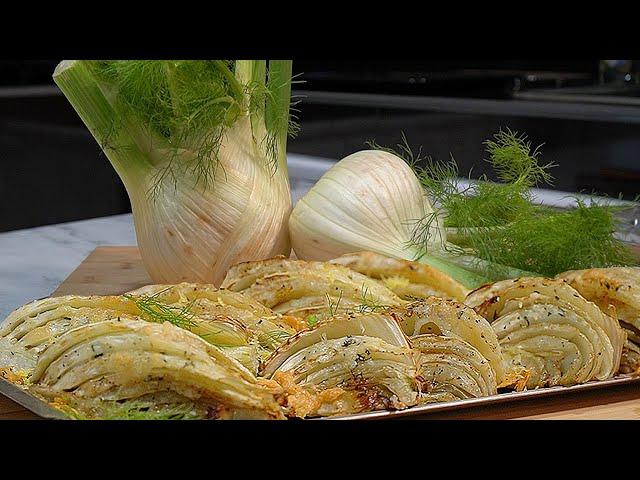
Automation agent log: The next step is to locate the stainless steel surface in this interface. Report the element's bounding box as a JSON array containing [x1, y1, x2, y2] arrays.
[[610, 205, 640, 251], [0, 378, 68, 419], [514, 84, 640, 106], [0, 85, 61, 98], [293, 90, 640, 124]]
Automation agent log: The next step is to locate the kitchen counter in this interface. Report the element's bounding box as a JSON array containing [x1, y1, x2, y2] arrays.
[[0, 213, 136, 319]]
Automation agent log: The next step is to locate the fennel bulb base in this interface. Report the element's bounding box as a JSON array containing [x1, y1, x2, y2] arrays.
[[130, 120, 292, 286]]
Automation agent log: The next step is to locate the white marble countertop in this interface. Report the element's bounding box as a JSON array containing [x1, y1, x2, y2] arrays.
[[0, 214, 137, 319]]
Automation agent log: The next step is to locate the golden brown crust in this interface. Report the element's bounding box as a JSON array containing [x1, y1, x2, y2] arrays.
[[272, 371, 345, 418], [619, 340, 640, 375], [330, 251, 469, 302], [221, 257, 402, 320]]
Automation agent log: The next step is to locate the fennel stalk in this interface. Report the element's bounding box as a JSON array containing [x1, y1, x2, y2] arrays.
[[54, 60, 296, 285]]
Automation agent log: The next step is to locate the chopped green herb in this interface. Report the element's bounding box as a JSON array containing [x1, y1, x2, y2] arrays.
[[306, 315, 318, 327]]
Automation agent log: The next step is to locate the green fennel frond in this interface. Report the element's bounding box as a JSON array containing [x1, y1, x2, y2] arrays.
[[402, 128, 637, 280], [484, 128, 555, 187], [472, 199, 637, 276], [124, 290, 196, 331], [306, 314, 318, 327], [366, 131, 426, 169], [353, 285, 386, 314], [83, 60, 296, 195]]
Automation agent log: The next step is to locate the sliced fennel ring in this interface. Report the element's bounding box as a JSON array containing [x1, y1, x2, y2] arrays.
[[330, 251, 469, 302], [221, 256, 403, 321], [385, 297, 506, 384], [30, 317, 286, 420], [411, 334, 498, 402]]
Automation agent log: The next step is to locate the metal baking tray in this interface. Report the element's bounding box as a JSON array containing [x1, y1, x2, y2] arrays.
[[0, 378, 68, 419], [332, 374, 640, 419], [2, 374, 639, 420]]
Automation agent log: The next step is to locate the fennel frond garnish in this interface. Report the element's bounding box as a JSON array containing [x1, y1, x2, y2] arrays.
[[326, 291, 344, 316], [354, 285, 386, 314], [408, 128, 637, 280], [81, 60, 298, 194], [306, 315, 319, 327], [124, 291, 196, 331]]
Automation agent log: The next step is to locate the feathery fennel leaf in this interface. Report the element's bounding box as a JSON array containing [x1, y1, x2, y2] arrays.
[[472, 200, 637, 277], [80, 60, 296, 195], [484, 128, 554, 187], [123, 290, 197, 331], [417, 129, 636, 278]]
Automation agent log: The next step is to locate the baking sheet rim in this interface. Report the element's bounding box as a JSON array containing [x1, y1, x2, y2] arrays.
[[0, 378, 68, 420], [326, 374, 640, 420]]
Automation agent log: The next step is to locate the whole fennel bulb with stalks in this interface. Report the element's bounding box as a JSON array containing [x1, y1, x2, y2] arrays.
[[54, 60, 295, 285], [289, 150, 489, 288]]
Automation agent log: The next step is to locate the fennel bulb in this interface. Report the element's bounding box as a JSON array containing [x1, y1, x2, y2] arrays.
[[288, 150, 488, 288], [54, 60, 295, 285]]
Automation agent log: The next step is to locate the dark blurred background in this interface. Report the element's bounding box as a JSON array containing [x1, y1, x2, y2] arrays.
[[1, 59, 639, 232]]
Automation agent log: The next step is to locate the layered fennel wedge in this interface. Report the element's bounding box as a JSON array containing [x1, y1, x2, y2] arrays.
[[556, 267, 640, 374], [3, 253, 637, 419], [465, 277, 626, 389]]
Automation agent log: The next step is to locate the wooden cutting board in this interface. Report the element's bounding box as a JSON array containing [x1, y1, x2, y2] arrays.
[[2, 246, 640, 420], [52, 246, 152, 296]]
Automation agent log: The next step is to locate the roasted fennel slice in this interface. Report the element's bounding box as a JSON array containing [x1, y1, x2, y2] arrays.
[[124, 283, 299, 366], [262, 313, 417, 417], [221, 256, 403, 321], [330, 251, 469, 302], [0, 295, 141, 375], [386, 298, 505, 384], [29, 318, 285, 420], [466, 277, 626, 389], [411, 334, 497, 402], [557, 267, 640, 374]]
